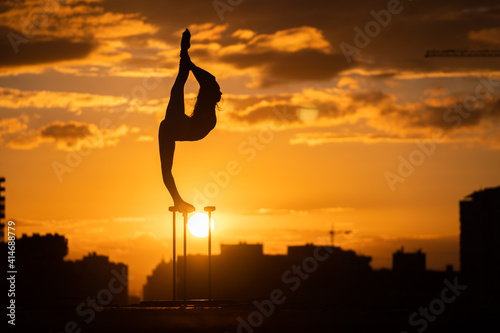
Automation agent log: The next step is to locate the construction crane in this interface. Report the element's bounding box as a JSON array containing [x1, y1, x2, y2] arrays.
[[329, 227, 351, 247], [425, 48, 500, 57]]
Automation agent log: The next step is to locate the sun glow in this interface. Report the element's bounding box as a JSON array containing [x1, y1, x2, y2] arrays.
[[187, 213, 215, 238]]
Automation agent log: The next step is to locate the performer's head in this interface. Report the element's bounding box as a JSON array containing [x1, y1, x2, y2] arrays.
[[196, 79, 222, 107]]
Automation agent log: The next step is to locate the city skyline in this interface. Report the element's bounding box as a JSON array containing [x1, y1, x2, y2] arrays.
[[3, 177, 498, 331], [1, 179, 493, 296], [3, 185, 497, 302]]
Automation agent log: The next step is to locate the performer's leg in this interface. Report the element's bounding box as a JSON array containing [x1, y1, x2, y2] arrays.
[[164, 29, 192, 121], [164, 62, 188, 121]]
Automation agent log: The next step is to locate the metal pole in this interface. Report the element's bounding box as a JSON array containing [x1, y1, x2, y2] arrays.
[[183, 212, 188, 303], [204, 206, 215, 304], [169, 207, 176, 302], [208, 211, 211, 303]]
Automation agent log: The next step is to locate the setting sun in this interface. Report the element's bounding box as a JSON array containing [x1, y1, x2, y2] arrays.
[[187, 213, 215, 238]]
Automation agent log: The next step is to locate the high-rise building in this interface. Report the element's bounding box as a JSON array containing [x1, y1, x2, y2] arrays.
[[143, 242, 372, 301], [392, 247, 426, 273], [9, 233, 128, 305], [460, 186, 500, 299], [74, 252, 129, 305], [143, 259, 172, 301]]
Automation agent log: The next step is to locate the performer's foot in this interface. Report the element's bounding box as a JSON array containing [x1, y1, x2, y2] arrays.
[[180, 29, 192, 70], [181, 29, 191, 52]]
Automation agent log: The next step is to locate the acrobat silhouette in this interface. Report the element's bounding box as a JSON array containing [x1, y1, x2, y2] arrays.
[[159, 29, 222, 214]]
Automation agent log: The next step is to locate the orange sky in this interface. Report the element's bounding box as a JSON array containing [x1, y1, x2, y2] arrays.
[[1, 0, 500, 297]]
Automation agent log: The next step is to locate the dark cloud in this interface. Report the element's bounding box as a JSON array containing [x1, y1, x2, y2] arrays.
[[0, 27, 95, 67], [39, 121, 90, 143], [4, 0, 500, 76], [228, 103, 298, 125], [227, 100, 343, 126], [337, 87, 500, 132], [148, 0, 500, 74], [100, 0, 217, 44], [379, 96, 500, 131], [349, 90, 392, 106], [2, 120, 129, 150], [224, 87, 500, 133], [222, 50, 351, 87], [337, 0, 500, 73], [224, 92, 345, 126]]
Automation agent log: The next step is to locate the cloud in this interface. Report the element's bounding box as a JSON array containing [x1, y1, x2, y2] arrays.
[[215, 83, 500, 148], [44, 120, 128, 150], [0, 32, 96, 68], [0, 114, 29, 136], [224, 99, 297, 127], [289, 132, 419, 146], [289, 91, 500, 148], [469, 27, 500, 45], [0, 87, 122, 111], [379, 92, 500, 131], [0, 87, 164, 114], [87, 12, 159, 40], [232, 29, 256, 40], [186, 23, 228, 42], [137, 135, 153, 142], [2, 0, 500, 79], [0, 0, 159, 73], [241, 206, 355, 216], [219, 27, 349, 87], [246, 26, 331, 53], [1, 118, 129, 150], [219, 87, 385, 130], [40, 121, 90, 142], [337, 77, 360, 89], [0, 1, 158, 41]]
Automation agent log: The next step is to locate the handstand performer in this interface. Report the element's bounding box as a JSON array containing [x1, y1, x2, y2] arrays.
[[159, 29, 222, 214]]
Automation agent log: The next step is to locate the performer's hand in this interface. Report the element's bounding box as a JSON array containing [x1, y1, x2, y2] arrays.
[[174, 199, 195, 214]]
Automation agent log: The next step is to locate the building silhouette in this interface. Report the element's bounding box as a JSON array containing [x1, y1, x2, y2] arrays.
[[74, 252, 129, 305], [9, 185, 500, 331], [143, 258, 171, 301], [392, 247, 426, 273], [5, 233, 128, 306], [15, 233, 76, 305], [220, 242, 264, 258], [460, 186, 500, 301], [142, 242, 372, 302]]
